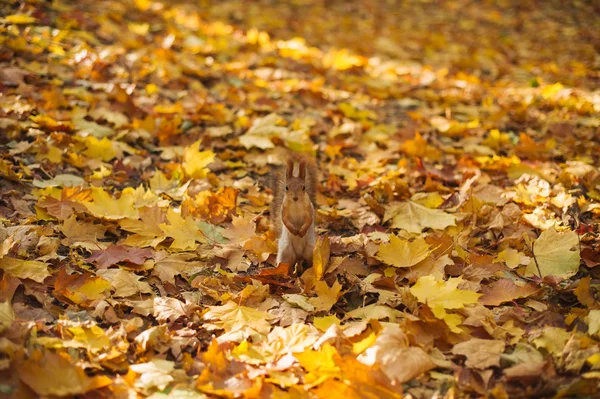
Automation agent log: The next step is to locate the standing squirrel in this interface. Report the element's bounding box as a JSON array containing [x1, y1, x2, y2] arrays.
[[271, 153, 318, 273]]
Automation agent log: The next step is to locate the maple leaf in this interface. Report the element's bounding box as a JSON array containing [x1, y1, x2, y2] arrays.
[[239, 113, 287, 149], [85, 187, 140, 220], [384, 201, 457, 233], [0, 257, 50, 283], [82, 136, 117, 161], [60, 214, 107, 249], [309, 279, 343, 312], [410, 275, 481, 333], [221, 214, 255, 245], [204, 301, 274, 336], [63, 324, 111, 352], [526, 226, 580, 278], [357, 325, 435, 384], [452, 338, 506, 369], [87, 245, 153, 269], [37, 195, 88, 220], [18, 350, 112, 396], [376, 235, 433, 268], [295, 343, 341, 387], [54, 269, 111, 306], [314, 355, 403, 399], [153, 297, 188, 323], [160, 208, 207, 250], [119, 206, 166, 248], [479, 278, 538, 306], [183, 140, 215, 179], [96, 269, 152, 297], [151, 252, 202, 284], [130, 359, 175, 392]]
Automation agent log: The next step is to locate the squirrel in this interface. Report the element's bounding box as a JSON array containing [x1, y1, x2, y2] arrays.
[[271, 152, 318, 273]]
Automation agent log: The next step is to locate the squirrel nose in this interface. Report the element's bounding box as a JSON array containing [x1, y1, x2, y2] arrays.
[[293, 195, 298, 201]]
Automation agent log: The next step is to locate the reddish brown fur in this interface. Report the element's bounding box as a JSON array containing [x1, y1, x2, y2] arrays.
[[270, 152, 317, 236]]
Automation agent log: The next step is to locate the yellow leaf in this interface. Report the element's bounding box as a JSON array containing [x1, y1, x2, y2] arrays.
[[54, 271, 111, 305], [384, 201, 456, 233], [239, 113, 286, 149], [495, 248, 531, 269], [183, 140, 215, 179], [410, 276, 481, 333], [411, 192, 444, 208], [4, 14, 37, 24], [128, 22, 150, 35], [376, 235, 432, 268], [159, 208, 206, 250], [309, 279, 343, 312], [204, 301, 273, 336], [586, 310, 600, 337], [0, 301, 16, 333], [313, 315, 341, 332], [130, 359, 175, 392], [0, 257, 49, 283], [312, 236, 330, 280], [401, 132, 441, 159], [221, 214, 255, 245], [96, 269, 152, 297], [135, 0, 152, 11], [18, 351, 112, 396], [526, 226, 580, 278], [84, 187, 139, 220], [36, 144, 63, 164], [83, 136, 116, 161], [295, 343, 341, 387], [531, 327, 570, 355], [338, 102, 376, 121], [66, 325, 111, 352]]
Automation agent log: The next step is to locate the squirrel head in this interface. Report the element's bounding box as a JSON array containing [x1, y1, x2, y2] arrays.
[[285, 157, 309, 203]]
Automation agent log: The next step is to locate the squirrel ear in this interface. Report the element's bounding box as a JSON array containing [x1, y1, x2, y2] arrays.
[[298, 159, 307, 179], [286, 157, 294, 178]]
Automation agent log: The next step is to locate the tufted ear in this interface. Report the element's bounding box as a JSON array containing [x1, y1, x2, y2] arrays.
[[286, 157, 295, 179], [298, 158, 307, 179]]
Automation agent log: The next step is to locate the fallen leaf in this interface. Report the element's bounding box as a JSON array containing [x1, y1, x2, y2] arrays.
[[479, 279, 538, 306], [410, 275, 481, 333], [0, 257, 49, 283], [87, 245, 153, 269], [384, 201, 457, 233], [376, 235, 433, 268], [452, 338, 506, 369], [18, 350, 112, 396], [526, 226, 580, 278], [96, 269, 153, 297]]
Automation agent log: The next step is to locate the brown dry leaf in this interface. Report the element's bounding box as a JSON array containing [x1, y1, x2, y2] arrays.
[[479, 279, 538, 306], [153, 297, 188, 323], [357, 325, 435, 384], [452, 338, 506, 369], [221, 214, 256, 245], [87, 245, 153, 269]]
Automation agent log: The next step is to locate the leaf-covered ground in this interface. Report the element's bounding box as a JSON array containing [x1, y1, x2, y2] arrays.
[[1, 0, 600, 397]]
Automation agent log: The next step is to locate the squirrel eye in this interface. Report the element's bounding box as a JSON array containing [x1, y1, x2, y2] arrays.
[[302, 185, 305, 191], [286, 185, 289, 191]]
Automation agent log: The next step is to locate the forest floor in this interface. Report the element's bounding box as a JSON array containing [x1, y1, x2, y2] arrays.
[[1, 0, 600, 398]]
